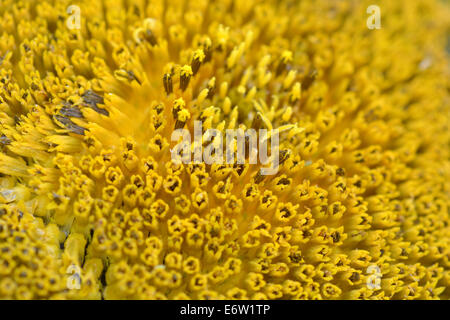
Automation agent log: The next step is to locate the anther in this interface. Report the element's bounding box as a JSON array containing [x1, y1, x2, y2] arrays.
[[162, 73, 173, 95]]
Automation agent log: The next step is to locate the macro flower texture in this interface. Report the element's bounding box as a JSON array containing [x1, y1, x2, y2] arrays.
[[0, 0, 449, 300]]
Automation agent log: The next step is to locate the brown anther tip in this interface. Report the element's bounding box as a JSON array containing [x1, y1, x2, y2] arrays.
[[82, 90, 109, 116], [252, 113, 263, 130], [53, 115, 88, 135], [163, 73, 173, 95], [174, 120, 186, 130], [144, 29, 157, 46], [302, 68, 318, 90], [127, 70, 142, 85], [276, 60, 289, 76], [253, 169, 266, 184], [204, 46, 212, 63], [279, 149, 291, 165], [0, 135, 12, 146], [191, 58, 202, 76], [60, 104, 83, 118], [180, 74, 191, 91]]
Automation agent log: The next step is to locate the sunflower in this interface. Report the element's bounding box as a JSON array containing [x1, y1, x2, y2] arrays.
[[0, 0, 449, 300]]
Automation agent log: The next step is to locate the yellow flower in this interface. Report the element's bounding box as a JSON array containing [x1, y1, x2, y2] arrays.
[[0, 0, 449, 300]]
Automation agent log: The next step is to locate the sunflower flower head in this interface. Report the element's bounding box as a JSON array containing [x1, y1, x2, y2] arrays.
[[0, 0, 449, 300]]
